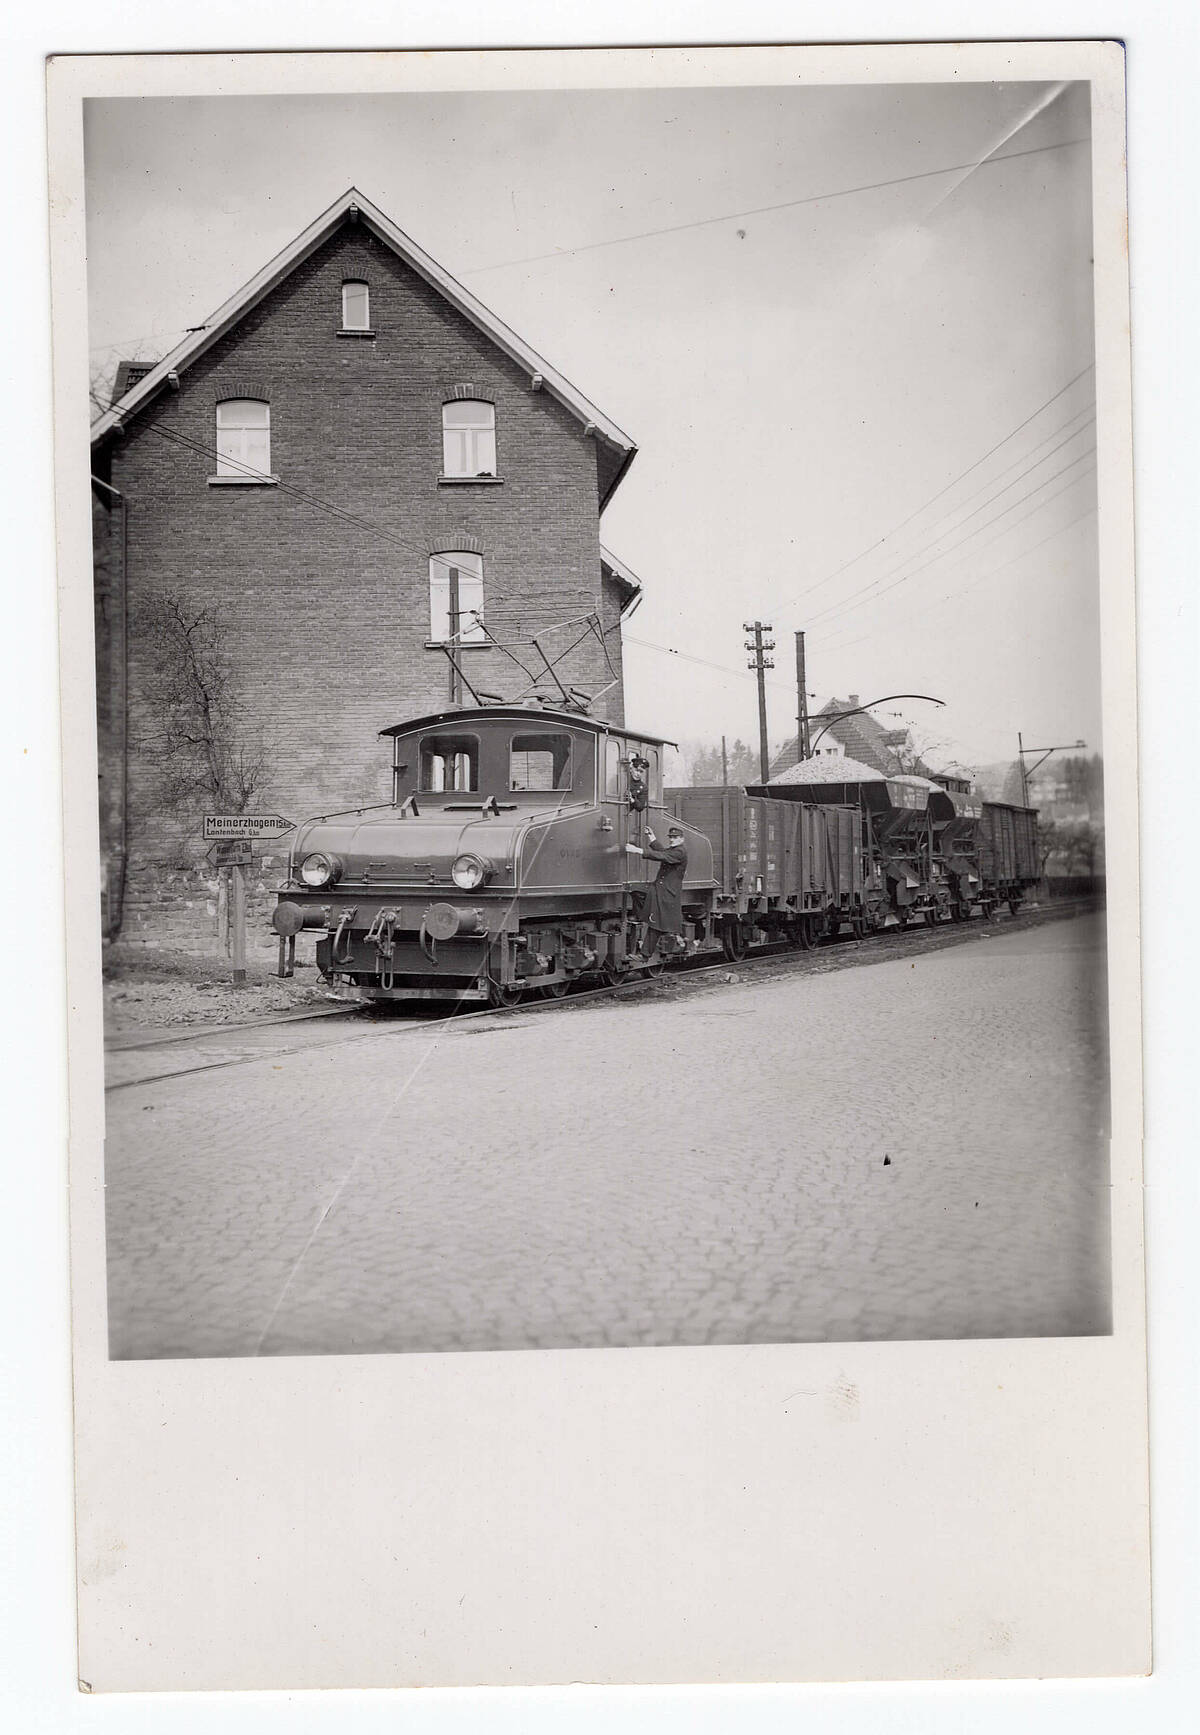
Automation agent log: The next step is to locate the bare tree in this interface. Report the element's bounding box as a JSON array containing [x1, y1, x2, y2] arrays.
[[137, 590, 274, 814]]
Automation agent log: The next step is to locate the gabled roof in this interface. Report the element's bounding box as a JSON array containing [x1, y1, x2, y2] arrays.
[[90, 187, 638, 507]]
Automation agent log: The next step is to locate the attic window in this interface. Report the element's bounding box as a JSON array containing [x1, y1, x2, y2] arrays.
[[341, 280, 370, 331]]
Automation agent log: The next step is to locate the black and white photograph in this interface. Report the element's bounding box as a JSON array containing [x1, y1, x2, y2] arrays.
[[86, 67, 1113, 1360], [44, 38, 1156, 1695]]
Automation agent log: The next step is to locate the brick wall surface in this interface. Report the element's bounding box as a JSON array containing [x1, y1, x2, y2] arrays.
[[95, 222, 634, 949]]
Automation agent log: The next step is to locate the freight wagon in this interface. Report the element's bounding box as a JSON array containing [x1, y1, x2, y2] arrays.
[[666, 786, 866, 953]]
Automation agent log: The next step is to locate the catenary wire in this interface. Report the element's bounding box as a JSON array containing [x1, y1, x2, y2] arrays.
[[806, 445, 1097, 635], [804, 418, 1098, 629], [802, 407, 1096, 628], [763, 363, 1095, 619], [818, 466, 1098, 652], [821, 503, 1099, 660], [465, 138, 1089, 275]]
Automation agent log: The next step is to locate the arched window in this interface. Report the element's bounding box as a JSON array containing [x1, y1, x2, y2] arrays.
[[215, 399, 270, 477], [428, 551, 485, 644], [441, 400, 496, 477], [341, 280, 370, 331]]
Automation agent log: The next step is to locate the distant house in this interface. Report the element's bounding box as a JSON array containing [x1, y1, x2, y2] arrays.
[[91, 188, 642, 944], [771, 695, 931, 779]]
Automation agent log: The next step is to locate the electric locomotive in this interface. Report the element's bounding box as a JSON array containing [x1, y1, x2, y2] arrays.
[[271, 703, 718, 1004]]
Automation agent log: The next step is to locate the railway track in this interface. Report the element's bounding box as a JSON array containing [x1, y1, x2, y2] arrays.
[[104, 897, 1098, 1093]]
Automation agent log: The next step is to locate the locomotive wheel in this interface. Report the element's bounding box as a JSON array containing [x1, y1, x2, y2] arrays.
[[486, 977, 525, 1009], [721, 920, 747, 963]]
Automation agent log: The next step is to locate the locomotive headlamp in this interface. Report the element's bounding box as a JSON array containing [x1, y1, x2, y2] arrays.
[[299, 851, 343, 889], [451, 852, 492, 891]]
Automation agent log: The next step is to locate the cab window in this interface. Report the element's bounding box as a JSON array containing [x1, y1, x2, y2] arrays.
[[510, 732, 572, 791], [419, 733, 479, 792], [604, 737, 623, 797], [635, 744, 662, 801]]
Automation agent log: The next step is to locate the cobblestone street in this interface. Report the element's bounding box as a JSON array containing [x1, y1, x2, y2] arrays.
[[104, 913, 1111, 1358]]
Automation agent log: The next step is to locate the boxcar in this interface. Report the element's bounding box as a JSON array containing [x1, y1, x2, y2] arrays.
[[978, 802, 1041, 909]]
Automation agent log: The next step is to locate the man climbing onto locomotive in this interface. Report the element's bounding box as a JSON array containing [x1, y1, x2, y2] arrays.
[[625, 823, 689, 962]]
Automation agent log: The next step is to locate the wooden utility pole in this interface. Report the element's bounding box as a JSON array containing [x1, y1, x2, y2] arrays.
[[744, 620, 775, 783], [721, 734, 728, 787], [230, 862, 247, 986], [794, 629, 811, 761]]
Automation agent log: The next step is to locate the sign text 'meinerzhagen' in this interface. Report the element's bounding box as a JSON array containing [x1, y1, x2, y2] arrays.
[[202, 814, 295, 839]]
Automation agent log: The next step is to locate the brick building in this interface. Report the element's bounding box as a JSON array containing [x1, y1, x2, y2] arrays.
[[91, 189, 642, 945]]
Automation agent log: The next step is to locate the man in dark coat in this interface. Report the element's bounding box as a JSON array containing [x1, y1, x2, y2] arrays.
[[625, 824, 688, 961]]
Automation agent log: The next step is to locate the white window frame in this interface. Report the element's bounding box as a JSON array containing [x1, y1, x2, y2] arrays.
[[341, 280, 370, 331], [429, 551, 485, 644], [441, 400, 497, 478], [215, 398, 271, 478]]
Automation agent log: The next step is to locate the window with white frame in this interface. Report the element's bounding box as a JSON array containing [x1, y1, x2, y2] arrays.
[[441, 400, 496, 477], [215, 399, 270, 477], [341, 280, 370, 330], [428, 551, 485, 644]]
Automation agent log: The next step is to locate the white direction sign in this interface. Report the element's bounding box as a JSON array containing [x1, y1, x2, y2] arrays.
[[203, 813, 295, 840]]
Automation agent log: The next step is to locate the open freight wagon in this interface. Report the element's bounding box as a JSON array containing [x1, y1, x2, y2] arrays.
[[667, 786, 868, 951]]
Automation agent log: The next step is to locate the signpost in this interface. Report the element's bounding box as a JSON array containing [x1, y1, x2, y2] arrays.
[[203, 814, 293, 840], [202, 814, 294, 985]]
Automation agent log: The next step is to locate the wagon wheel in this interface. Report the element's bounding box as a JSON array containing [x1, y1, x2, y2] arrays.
[[542, 980, 571, 999], [982, 900, 998, 923], [851, 914, 869, 940], [785, 921, 806, 950], [1008, 897, 1022, 916], [486, 977, 525, 1009], [599, 959, 629, 987], [721, 919, 747, 963], [640, 955, 666, 979]]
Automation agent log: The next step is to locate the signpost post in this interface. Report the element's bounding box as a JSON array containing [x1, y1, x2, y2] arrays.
[[202, 815, 294, 986]]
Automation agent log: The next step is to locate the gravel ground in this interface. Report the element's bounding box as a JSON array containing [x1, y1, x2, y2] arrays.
[[103, 942, 337, 1031]]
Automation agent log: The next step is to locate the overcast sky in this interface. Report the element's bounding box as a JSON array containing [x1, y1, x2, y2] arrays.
[[84, 79, 1098, 769]]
